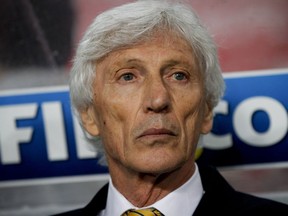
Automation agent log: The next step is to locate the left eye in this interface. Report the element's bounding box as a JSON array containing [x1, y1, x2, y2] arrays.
[[173, 72, 187, 81]]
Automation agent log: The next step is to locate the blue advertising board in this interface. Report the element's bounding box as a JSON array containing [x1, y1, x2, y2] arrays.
[[0, 69, 288, 181], [200, 69, 288, 167], [0, 87, 108, 181]]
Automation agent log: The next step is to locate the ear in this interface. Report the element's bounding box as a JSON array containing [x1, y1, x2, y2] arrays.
[[201, 102, 213, 134], [80, 107, 100, 136]]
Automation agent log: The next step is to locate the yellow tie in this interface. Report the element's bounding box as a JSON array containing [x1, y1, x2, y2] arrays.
[[121, 207, 165, 216]]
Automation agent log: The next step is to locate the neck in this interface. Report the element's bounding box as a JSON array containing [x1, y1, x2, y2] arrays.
[[108, 158, 196, 207]]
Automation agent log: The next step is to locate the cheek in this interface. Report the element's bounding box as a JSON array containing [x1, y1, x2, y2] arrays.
[[175, 89, 203, 120], [94, 95, 137, 150], [96, 89, 126, 125], [103, 86, 139, 120], [98, 114, 126, 160], [176, 92, 206, 140]]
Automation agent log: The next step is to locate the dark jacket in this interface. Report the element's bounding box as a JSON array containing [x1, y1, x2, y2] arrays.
[[53, 165, 288, 215]]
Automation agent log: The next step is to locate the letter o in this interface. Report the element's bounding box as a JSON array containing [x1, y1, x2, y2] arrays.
[[233, 96, 288, 147]]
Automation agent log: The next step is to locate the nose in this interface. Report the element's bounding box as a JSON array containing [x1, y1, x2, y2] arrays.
[[143, 77, 171, 113]]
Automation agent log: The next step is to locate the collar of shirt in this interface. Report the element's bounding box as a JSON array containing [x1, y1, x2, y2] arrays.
[[102, 163, 204, 216]]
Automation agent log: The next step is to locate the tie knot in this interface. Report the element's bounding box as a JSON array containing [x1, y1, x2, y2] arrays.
[[121, 207, 165, 216]]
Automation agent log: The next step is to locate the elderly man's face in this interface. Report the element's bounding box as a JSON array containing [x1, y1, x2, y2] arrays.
[[81, 33, 213, 174]]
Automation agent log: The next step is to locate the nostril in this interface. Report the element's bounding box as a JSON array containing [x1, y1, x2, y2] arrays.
[[146, 98, 170, 113]]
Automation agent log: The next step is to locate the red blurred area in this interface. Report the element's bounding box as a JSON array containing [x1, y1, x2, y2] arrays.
[[73, 0, 288, 72]]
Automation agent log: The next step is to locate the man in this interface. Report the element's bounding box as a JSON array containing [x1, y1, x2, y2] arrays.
[[55, 0, 288, 215]]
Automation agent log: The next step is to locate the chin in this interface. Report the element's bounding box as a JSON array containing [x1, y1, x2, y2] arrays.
[[131, 155, 186, 175]]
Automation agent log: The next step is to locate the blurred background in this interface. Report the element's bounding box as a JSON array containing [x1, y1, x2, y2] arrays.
[[0, 0, 288, 215]]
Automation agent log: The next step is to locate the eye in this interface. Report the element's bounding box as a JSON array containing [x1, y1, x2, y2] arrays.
[[120, 73, 135, 81], [173, 72, 187, 81]]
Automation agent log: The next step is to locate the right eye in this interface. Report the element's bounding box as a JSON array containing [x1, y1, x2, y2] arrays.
[[121, 73, 135, 81]]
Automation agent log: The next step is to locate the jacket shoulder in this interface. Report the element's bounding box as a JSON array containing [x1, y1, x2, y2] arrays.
[[51, 183, 109, 216], [195, 164, 288, 215], [51, 208, 84, 216], [233, 191, 288, 214]]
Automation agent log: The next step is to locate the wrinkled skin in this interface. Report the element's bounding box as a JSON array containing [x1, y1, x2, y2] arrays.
[[80, 33, 213, 206]]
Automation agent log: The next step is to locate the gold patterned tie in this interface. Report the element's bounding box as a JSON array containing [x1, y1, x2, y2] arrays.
[[121, 207, 165, 216]]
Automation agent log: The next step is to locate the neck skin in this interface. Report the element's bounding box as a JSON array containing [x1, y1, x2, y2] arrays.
[[108, 157, 196, 207]]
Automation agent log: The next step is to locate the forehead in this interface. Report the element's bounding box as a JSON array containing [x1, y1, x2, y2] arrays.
[[97, 31, 197, 68]]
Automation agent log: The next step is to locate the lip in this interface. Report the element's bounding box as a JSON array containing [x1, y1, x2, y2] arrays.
[[138, 128, 176, 138]]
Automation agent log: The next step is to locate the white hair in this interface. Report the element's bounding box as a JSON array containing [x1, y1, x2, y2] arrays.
[[69, 0, 225, 164]]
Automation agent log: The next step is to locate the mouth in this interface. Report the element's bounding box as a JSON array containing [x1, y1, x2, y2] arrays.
[[138, 128, 176, 139]]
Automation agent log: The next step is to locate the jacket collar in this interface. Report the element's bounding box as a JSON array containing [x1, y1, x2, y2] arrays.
[[83, 164, 234, 215]]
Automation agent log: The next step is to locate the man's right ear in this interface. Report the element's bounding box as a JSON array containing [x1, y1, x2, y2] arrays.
[[80, 107, 100, 136]]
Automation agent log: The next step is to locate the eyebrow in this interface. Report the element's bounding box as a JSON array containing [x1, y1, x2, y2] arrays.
[[160, 59, 197, 71], [162, 59, 188, 66]]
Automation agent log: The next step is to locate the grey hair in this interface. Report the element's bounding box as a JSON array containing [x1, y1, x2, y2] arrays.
[[69, 0, 225, 163]]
